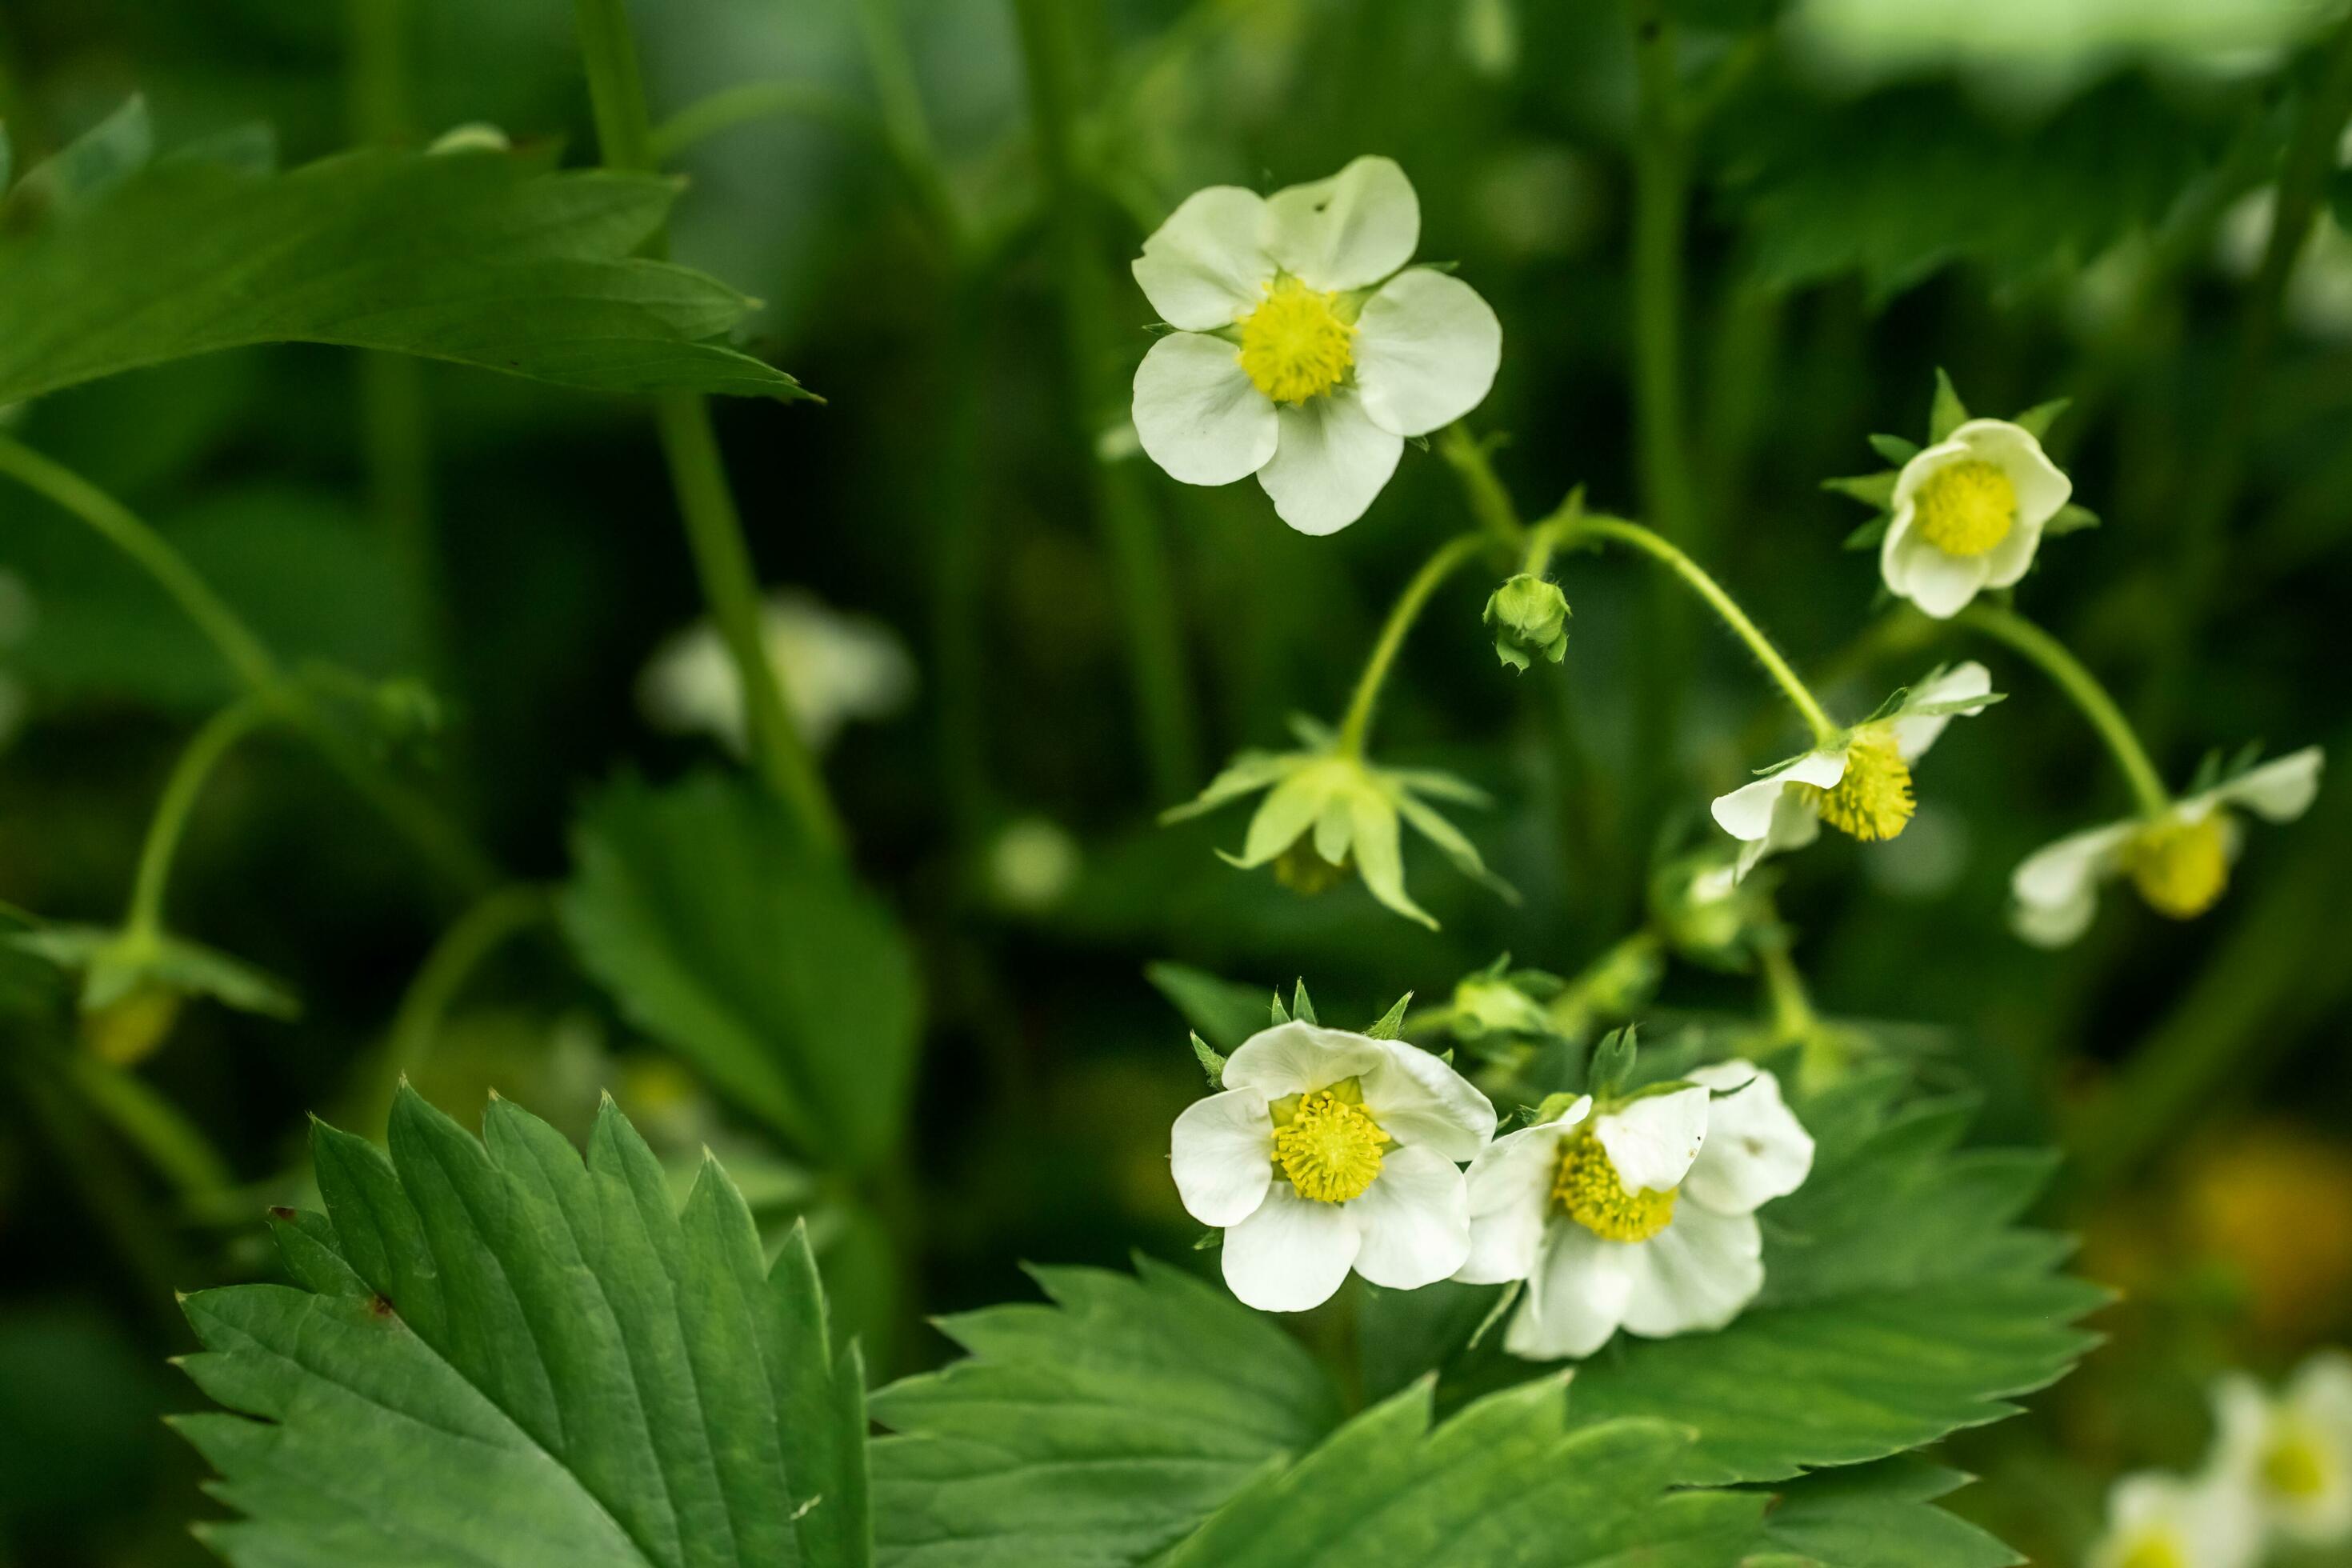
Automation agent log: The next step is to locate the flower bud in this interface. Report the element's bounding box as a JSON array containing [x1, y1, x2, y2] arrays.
[[1483, 573, 1570, 670]]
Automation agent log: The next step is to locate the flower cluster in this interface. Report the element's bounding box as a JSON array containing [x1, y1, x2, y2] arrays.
[[2090, 1353, 2352, 1568], [1171, 1014, 1814, 1360]]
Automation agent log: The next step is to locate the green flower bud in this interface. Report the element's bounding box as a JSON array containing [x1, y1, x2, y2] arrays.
[[1483, 573, 1570, 671], [1450, 973, 1554, 1039]]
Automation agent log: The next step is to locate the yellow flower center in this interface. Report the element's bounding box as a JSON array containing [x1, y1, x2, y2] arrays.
[[1270, 1082, 1388, 1203], [1913, 458, 2017, 557], [2261, 1427, 2330, 1500], [1803, 728, 1915, 843], [2114, 1534, 2186, 1568], [1553, 1129, 1677, 1242], [2126, 815, 2229, 920], [1238, 277, 1354, 404], [1272, 838, 1351, 896]]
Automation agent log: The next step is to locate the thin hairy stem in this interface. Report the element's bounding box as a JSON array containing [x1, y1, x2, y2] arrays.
[[124, 695, 276, 942], [1335, 534, 1490, 756], [1955, 604, 2170, 817]]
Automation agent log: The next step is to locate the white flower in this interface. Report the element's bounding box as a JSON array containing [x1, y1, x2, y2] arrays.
[[638, 589, 915, 754], [1456, 1061, 1814, 1360], [1879, 419, 2071, 618], [2210, 1353, 2352, 1546], [1710, 663, 1995, 879], [2011, 746, 2322, 947], [2088, 1470, 2262, 1568], [1170, 1020, 1496, 1312], [1130, 156, 1503, 536]]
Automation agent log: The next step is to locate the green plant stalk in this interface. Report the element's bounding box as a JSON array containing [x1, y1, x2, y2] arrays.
[[1010, 0, 1200, 802], [650, 79, 878, 160], [1436, 423, 1526, 553], [1955, 604, 2170, 816], [1335, 532, 1490, 756], [570, 0, 846, 854], [1539, 512, 1838, 744], [0, 433, 496, 894], [355, 883, 552, 1134], [124, 694, 276, 944], [849, 0, 961, 250]]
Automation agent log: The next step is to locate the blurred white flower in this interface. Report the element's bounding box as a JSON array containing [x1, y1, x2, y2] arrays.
[[2211, 1352, 2352, 1546], [1879, 420, 2071, 619], [2010, 746, 2322, 946], [1130, 156, 1502, 536], [1458, 1062, 1814, 1359], [1712, 663, 1996, 878], [2087, 1470, 2260, 1568], [638, 589, 914, 755], [1170, 1020, 1496, 1312]]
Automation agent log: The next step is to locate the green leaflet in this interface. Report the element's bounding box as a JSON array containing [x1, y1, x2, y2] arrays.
[[1752, 1458, 2018, 1568], [1163, 1379, 1763, 1567], [174, 1089, 870, 1566], [0, 132, 806, 406], [1562, 1068, 2105, 1484], [560, 772, 921, 1170], [868, 1259, 1344, 1567]]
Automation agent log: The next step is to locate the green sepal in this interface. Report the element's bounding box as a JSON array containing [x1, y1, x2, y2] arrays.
[[1927, 368, 1970, 442], [1270, 991, 1290, 1026], [1822, 471, 1898, 507], [2012, 397, 2071, 441], [2044, 501, 2100, 536], [1366, 994, 1412, 1040], [1190, 1032, 1228, 1089], [1866, 432, 1919, 465], [1290, 978, 1318, 1026], [1588, 1024, 1638, 1098], [1843, 513, 1892, 551]]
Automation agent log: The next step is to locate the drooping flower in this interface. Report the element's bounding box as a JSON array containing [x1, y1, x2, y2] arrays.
[[1710, 663, 1996, 879], [1162, 718, 1514, 928], [1879, 419, 2072, 618], [1456, 1061, 1814, 1359], [2010, 746, 2322, 947], [639, 589, 915, 755], [1170, 1020, 1497, 1312], [2086, 1471, 2261, 1568], [2210, 1354, 2352, 1546], [1130, 156, 1503, 536]]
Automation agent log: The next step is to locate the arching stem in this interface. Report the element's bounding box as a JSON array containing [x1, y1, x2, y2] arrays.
[[1334, 533, 1490, 757], [1955, 604, 2170, 817]]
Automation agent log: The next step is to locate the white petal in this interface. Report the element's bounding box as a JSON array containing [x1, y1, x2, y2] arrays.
[[1358, 1036, 1497, 1164], [1889, 438, 1971, 511], [1255, 388, 1402, 536], [2207, 746, 2323, 823], [2290, 1350, 2352, 1436], [1131, 185, 1274, 330], [1882, 513, 1993, 619], [1681, 1062, 1814, 1216], [1593, 1086, 1709, 1194], [1131, 332, 1279, 486], [1458, 1114, 1584, 1285], [1979, 503, 2047, 590], [1265, 155, 1419, 293], [1617, 1205, 1763, 1338], [1955, 418, 2072, 530], [1169, 1087, 1274, 1226], [2095, 1473, 2262, 1568], [1350, 1144, 1471, 1289], [2011, 882, 2101, 948], [1350, 269, 1502, 437], [2013, 819, 2135, 918], [1505, 1223, 1630, 1361], [1890, 661, 1994, 761], [1221, 1184, 1362, 1312], [1711, 750, 1846, 842], [1735, 786, 1825, 881], [1222, 1020, 1384, 1100]]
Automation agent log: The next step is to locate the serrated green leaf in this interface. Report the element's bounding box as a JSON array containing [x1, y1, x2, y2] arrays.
[[0, 144, 806, 407], [869, 1258, 1344, 1566], [2042, 502, 2100, 536], [2010, 398, 2071, 442], [1164, 1380, 1762, 1566], [1823, 471, 1899, 506], [560, 771, 919, 1170], [1561, 1070, 2102, 1484], [177, 1090, 872, 1566], [1146, 961, 1270, 1054], [1758, 1458, 2018, 1567], [1866, 433, 1919, 465], [1929, 369, 1970, 443]]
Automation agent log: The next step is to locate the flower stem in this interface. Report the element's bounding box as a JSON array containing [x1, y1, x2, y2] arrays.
[[1435, 424, 1526, 553], [570, 0, 846, 855], [1539, 512, 1838, 745], [1954, 604, 2170, 817], [354, 883, 553, 1134], [123, 694, 277, 944], [1335, 533, 1490, 756], [849, 0, 962, 252], [1628, 0, 1701, 551]]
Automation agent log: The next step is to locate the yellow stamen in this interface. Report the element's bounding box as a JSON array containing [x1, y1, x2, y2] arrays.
[[2126, 815, 2228, 919], [2114, 1534, 2186, 1568], [1553, 1129, 1677, 1242], [1270, 1083, 1386, 1203], [2261, 1429, 2329, 1500], [1805, 727, 1914, 843], [1914, 458, 2017, 557], [1273, 838, 1350, 896], [1238, 277, 1354, 404]]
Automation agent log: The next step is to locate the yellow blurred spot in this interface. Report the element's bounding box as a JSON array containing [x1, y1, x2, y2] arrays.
[[2126, 816, 2228, 919], [82, 986, 182, 1066], [1914, 458, 2016, 556]]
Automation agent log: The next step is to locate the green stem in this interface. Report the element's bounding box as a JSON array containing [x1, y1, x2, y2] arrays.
[[850, 0, 961, 249], [1628, 0, 1700, 550], [1954, 604, 2170, 816], [1540, 513, 1838, 744], [62, 1050, 237, 1201], [124, 694, 276, 943], [651, 80, 875, 158], [1011, 0, 1198, 799], [1758, 937, 1816, 1043], [357, 884, 552, 1132], [570, 0, 846, 854], [1335, 533, 1490, 755], [1435, 424, 1526, 553]]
